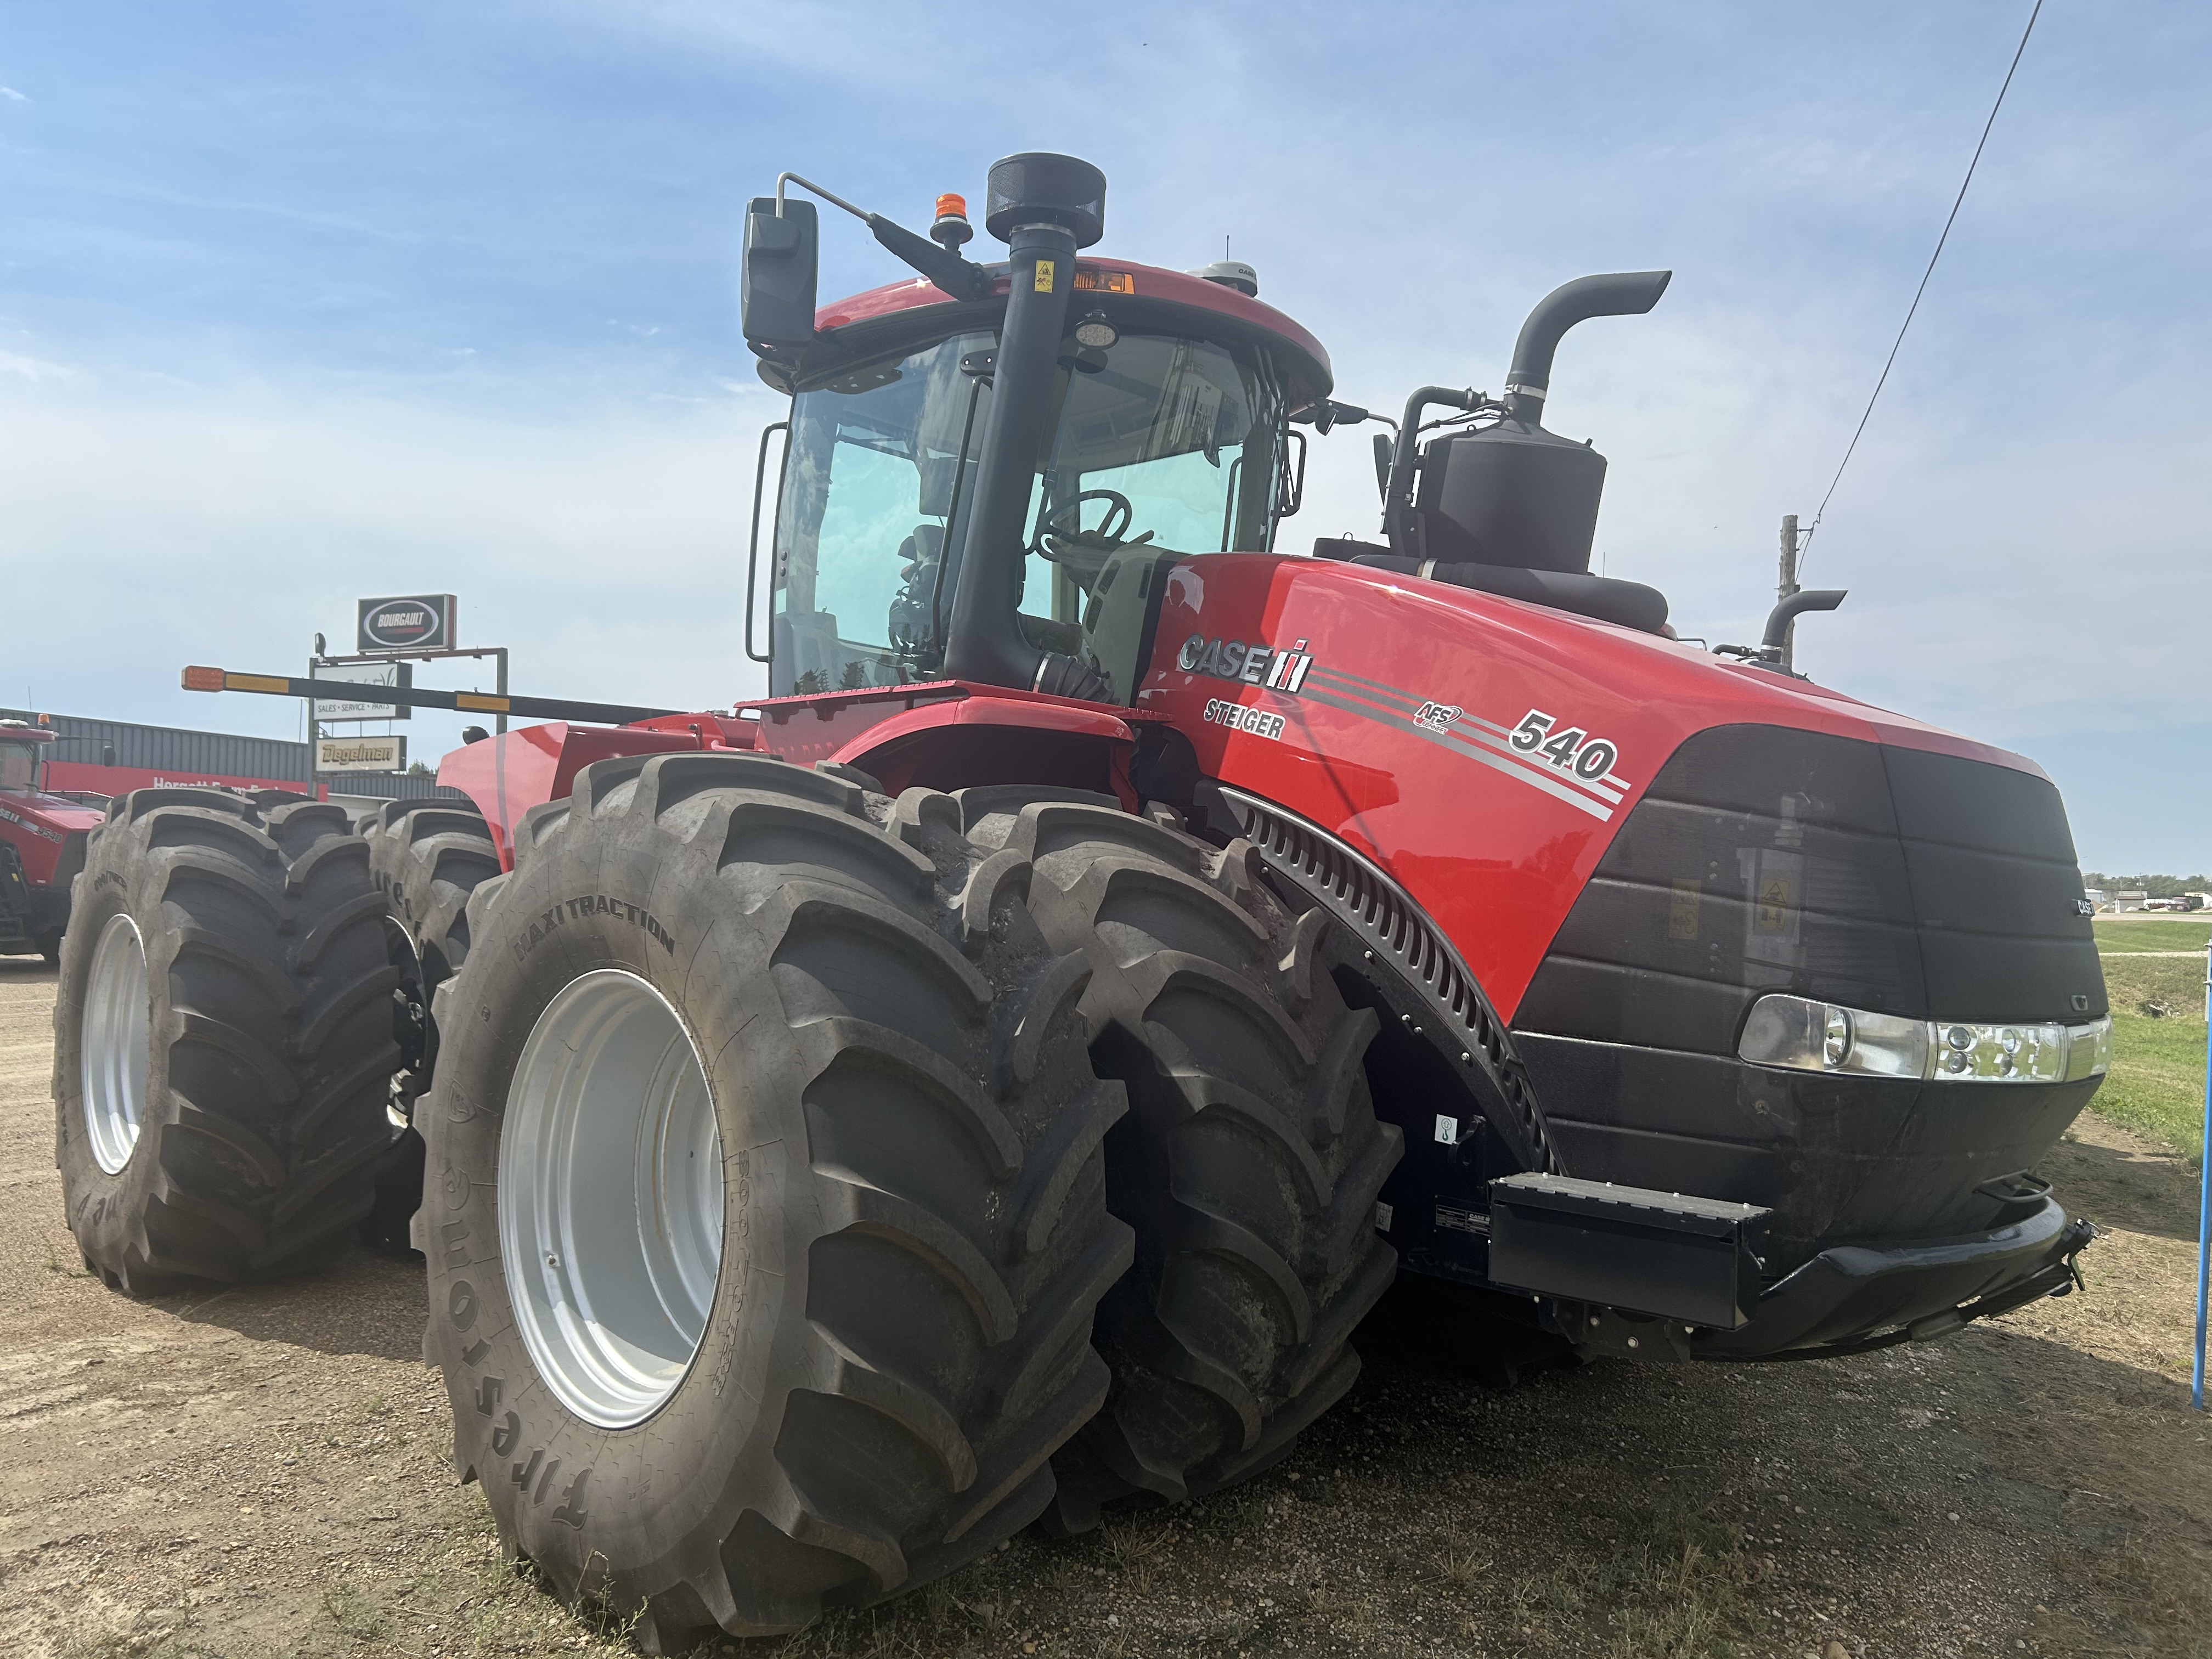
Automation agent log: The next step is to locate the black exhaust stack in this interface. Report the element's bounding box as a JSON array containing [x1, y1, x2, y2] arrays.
[[1404, 270, 1671, 574], [941, 153, 1110, 697]]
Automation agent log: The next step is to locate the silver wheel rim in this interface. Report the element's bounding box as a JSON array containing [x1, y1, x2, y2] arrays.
[[500, 969, 724, 1429], [82, 912, 151, 1175]]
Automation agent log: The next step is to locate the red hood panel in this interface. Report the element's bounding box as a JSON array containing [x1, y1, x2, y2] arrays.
[[1136, 555, 2046, 1019]]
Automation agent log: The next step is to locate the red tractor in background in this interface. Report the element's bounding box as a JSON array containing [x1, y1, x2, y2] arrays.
[[0, 721, 103, 963], [53, 154, 2107, 1648]]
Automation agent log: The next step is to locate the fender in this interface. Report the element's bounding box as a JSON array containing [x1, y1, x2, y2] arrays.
[[439, 684, 1161, 867], [439, 724, 706, 868], [830, 691, 1151, 808], [1207, 782, 1558, 1177]]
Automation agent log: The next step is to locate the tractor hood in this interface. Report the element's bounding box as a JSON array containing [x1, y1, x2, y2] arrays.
[[0, 788, 102, 841]]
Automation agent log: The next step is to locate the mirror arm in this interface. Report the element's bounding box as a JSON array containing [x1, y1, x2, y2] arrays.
[[778, 171, 991, 303]]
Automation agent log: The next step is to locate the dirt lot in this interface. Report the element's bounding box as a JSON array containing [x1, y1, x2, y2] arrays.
[[4, 956, 2209, 1659]]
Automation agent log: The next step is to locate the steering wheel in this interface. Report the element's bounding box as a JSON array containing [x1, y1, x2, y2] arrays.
[[1040, 489, 1135, 545], [1034, 489, 1152, 590]]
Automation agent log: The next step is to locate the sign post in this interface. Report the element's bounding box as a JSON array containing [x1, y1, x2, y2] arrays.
[[2195, 939, 2210, 1411]]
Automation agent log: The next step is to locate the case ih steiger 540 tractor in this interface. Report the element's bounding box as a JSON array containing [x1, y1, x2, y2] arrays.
[[54, 154, 2107, 1646]]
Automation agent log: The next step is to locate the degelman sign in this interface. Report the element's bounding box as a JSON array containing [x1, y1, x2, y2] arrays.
[[317, 735, 407, 774], [357, 595, 458, 652]]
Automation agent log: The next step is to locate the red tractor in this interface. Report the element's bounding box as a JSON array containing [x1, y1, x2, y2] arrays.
[[52, 155, 2107, 1647], [0, 721, 103, 963]]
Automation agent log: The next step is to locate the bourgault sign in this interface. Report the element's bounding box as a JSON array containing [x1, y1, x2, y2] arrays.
[[357, 595, 458, 652]]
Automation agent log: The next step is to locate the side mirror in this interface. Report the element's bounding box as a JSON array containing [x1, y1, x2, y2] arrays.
[[742, 198, 819, 349]]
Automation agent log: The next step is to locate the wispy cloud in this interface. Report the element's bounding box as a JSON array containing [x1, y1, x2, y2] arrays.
[[0, 349, 78, 383], [0, 86, 27, 103]]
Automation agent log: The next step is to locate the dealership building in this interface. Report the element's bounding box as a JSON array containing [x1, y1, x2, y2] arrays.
[[0, 707, 462, 812]]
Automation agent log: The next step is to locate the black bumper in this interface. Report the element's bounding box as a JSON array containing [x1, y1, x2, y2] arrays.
[[1534, 1192, 2093, 1363], [1692, 1194, 2090, 1360]]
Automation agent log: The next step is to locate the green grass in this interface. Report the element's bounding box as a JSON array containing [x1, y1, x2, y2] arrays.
[[2091, 955, 2208, 1159], [2094, 916, 2212, 953]]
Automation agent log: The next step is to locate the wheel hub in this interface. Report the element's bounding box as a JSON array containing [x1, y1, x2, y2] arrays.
[[82, 912, 150, 1175], [500, 969, 724, 1428]]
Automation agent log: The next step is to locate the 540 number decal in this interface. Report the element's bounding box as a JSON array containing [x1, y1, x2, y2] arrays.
[[1509, 709, 1620, 782]]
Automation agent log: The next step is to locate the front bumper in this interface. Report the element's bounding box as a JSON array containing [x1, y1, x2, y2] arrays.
[[1552, 1193, 2092, 1363]]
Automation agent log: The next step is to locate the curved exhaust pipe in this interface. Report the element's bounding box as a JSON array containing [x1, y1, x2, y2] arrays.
[[1500, 270, 1672, 424]]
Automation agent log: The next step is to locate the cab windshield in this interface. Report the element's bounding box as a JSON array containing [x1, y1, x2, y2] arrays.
[[770, 327, 1286, 695], [0, 741, 42, 793]]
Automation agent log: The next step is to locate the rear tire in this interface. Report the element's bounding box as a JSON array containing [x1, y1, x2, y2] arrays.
[[53, 790, 402, 1292], [361, 798, 502, 1249], [418, 753, 1132, 1645], [955, 789, 1403, 1530]]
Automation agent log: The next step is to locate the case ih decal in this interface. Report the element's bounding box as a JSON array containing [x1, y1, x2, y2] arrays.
[[1178, 633, 1317, 693]]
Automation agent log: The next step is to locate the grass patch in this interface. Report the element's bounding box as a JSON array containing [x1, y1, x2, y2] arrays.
[[2094, 917, 2212, 953], [2093, 1005, 2207, 1160], [1486, 1499, 1758, 1658]]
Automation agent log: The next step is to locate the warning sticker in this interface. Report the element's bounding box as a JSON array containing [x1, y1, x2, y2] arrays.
[[1034, 259, 1056, 292], [1667, 877, 1702, 941], [1754, 874, 1793, 934]]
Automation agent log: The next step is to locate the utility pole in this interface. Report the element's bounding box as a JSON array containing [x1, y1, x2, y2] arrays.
[[1776, 514, 1802, 673]]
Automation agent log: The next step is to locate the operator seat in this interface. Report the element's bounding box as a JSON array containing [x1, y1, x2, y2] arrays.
[[1314, 540, 1669, 636]]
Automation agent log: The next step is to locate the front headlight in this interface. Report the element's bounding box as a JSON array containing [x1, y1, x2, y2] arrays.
[[1739, 993, 2111, 1085]]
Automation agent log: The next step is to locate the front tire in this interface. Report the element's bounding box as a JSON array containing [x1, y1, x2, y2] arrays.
[[419, 753, 1132, 1646], [956, 790, 1404, 1530], [53, 790, 402, 1291]]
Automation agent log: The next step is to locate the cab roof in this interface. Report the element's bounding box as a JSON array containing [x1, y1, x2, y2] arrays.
[[759, 257, 1333, 409]]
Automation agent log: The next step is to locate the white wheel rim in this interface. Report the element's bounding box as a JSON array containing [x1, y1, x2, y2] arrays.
[[82, 912, 151, 1175], [500, 969, 724, 1428]]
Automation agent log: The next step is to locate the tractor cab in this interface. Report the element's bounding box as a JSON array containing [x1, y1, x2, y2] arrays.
[[764, 297, 1311, 702], [744, 157, 1334, 706], [0, 721, 52, 795]]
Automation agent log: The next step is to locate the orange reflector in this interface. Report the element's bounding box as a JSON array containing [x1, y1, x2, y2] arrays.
[[231, 674, 291, 694], [455, 692, 509, 713], [934, 193, 968, 220], [1073, 268, 1135, 294], [182, 665, 224, 691]]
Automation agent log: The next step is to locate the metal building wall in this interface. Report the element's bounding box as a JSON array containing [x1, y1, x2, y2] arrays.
[[1, 707, 312, 786]]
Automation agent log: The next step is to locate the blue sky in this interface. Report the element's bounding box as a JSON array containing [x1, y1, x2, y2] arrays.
[[3, 2, 2207, 870]]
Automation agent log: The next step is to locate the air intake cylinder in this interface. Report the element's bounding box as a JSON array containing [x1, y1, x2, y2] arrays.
[[1413, 271, 1671, 574]]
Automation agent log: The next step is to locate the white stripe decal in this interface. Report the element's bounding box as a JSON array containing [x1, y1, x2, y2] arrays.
[[1302, 667, 1627, 811], [1293, 686, 1613, 821]]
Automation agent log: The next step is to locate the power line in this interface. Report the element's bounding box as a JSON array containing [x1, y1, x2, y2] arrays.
[[1798, 0, 2042, 576]]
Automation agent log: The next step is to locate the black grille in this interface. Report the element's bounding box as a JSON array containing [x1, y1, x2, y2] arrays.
[[1517, 724, 2104, 1053]]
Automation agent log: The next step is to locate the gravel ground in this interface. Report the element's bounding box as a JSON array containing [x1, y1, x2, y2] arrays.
[[3, 956, 2207, 1659]]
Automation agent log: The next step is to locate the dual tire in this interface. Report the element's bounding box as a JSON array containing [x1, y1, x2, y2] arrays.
[[53, 763, 1403, 1644], [53, 791, 400, 1291]]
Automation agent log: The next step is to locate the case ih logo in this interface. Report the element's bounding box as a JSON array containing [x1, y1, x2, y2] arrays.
[[1177, 634, 1316, 693], [358, 594, 456, 652]]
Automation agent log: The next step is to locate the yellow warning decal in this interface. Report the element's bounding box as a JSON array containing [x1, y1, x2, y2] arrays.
[[455, 692, 510, 712], [1034, 258, 1056, 292]]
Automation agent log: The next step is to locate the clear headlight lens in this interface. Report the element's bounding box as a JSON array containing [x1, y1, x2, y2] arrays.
[[1739, 993, 2111, 1085]]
